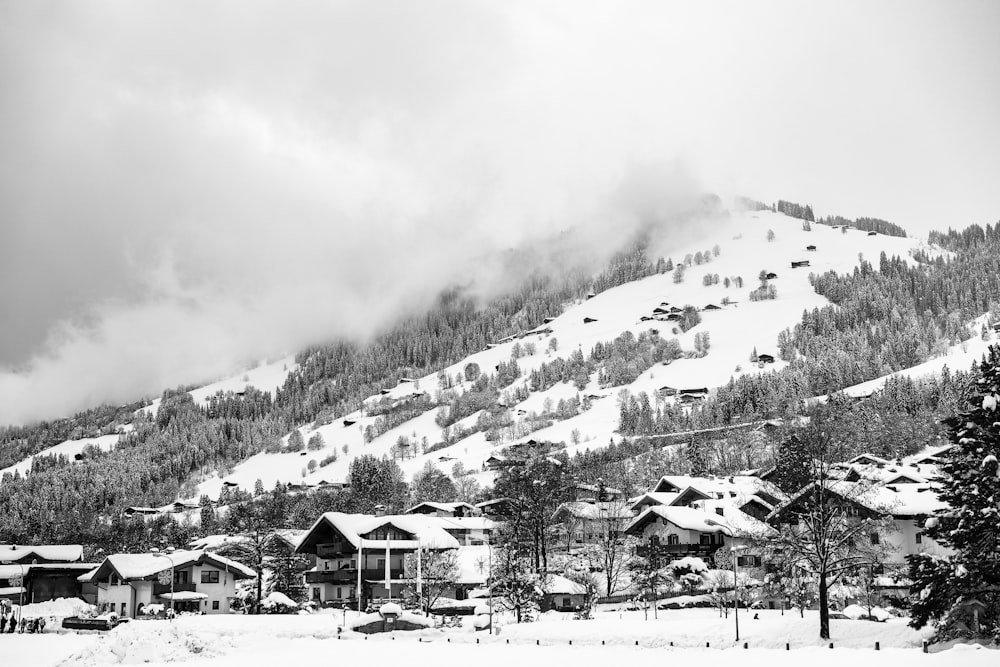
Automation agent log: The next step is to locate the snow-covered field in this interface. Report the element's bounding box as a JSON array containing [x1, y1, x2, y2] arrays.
[[11, 608, 995, 666]]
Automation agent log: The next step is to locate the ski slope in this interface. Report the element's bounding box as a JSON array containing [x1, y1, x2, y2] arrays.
[[192, 209, 952, 498]]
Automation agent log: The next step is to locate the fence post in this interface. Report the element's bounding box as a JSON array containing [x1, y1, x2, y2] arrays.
[[829, 643, 833, 649], [785, 643, 790, 650], [743, 643, 748, 649], [875, 642, 879, 651], [706, 642, 710, 648], [923, 641, 929, 653]]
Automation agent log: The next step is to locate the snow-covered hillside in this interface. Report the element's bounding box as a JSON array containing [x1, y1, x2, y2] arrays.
[[140, 356, 297, 416], [0, 431, 126, 482], [821, 314, 998, 401], [189, 210, 951, 500]]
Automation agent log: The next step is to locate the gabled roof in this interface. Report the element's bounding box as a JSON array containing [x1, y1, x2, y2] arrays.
[[297, 512, 460, 554], [765, 479, 930, 522], [904, 444, 953, 465], [628, 491, 680, 512], [86, 550, 255, 582], [0, 544, 83, 563], [405, 501, 477, 515], [624, 505, 736, 536], [542, 574, 589, 596]]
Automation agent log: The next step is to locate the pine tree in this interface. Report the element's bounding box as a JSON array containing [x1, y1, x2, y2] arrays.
[[909, 344, 1000, 642], [288, 430, 305, 452]]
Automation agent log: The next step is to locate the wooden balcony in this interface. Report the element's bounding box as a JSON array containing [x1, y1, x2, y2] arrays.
[[305, 569, 404, 584], [636, 543, 720, 559], [153, 582, 197, 596]]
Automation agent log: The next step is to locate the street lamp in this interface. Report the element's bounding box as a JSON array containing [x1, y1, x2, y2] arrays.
[[731, 545, 747, 642], [486, 540, 494, 635], [706, 519, 746, 643], [151, 549, 176, 619]]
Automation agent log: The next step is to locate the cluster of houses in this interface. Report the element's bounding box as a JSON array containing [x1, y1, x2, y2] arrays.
[[549, 444, 953, 605], [0, 444, 953, 619], [639, 301, 727, 325]]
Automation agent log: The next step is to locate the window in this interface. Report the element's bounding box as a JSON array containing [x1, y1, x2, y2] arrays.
[[312, 588, 321, 601], [121, 602, 126, 616], [700, 533, 712, 545], [667, 534, 680, 545], [915, 532, 923, 544], [336, 587, 342, 599], [201, 570, 220, 584], [212, 600, 220, 610], [715, 507, 724, 516], [376, 559, 385, 570], [174, 570, 189, 585], [870, 532, 880, 546]]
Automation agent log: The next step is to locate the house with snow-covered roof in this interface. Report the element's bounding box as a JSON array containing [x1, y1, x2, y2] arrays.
[[766, 479, 951, 568], [551, 501, 634, 553], [296, 512, 461, 607], [81, 549, 255, 617], [624, 506, 735, 566], [0, 544, 97, 604]]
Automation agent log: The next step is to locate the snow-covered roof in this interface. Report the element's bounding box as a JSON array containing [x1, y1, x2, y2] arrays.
[[624, 506, 735, 536], [434, 516, 496, 532], [542, 574, 589, 596], [687, 499, 772, 536], [767, 479, 944, 521], [904, 444, 953, 465], [0, 562, 96, 579], [160, 591, 208, 601], [187, 534, 248, 551], [298, 512, 461, 553], [87, 550, 256, 582], [405, 501, 477, 515], [0, 544, 83, 563], [628, 491, 680, 511], [651, 475, 783, 502]]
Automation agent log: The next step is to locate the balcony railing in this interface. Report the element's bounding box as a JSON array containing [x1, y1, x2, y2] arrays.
[[636, 543, 721, 558], [153, 582, 197, 596], [305, 569, 405, 584]]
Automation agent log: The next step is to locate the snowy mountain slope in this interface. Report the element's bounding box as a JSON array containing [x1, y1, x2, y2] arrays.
[[818, 314, 998, 401], [189, 209, 948, 498], [140, 356, 297, 416], [0, 431, 126, 482]]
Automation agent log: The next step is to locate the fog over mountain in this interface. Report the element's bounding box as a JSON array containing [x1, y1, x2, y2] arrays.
[[1, 0, 999, 425]]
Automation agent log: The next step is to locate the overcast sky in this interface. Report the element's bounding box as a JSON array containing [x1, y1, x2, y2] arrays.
[[1, 0, 999, 425]]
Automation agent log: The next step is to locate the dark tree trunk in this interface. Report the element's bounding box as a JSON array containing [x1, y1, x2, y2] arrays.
[[819, 570, 830, 639]]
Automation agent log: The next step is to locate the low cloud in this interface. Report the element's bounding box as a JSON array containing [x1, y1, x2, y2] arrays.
[[2, 1, 999, 424]]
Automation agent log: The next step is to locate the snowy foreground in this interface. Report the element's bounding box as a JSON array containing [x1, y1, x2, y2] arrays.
[[7, 608, 996, 666]]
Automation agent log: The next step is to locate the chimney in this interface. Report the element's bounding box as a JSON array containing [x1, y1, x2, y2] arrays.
[[374, 504, 387, 517]]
